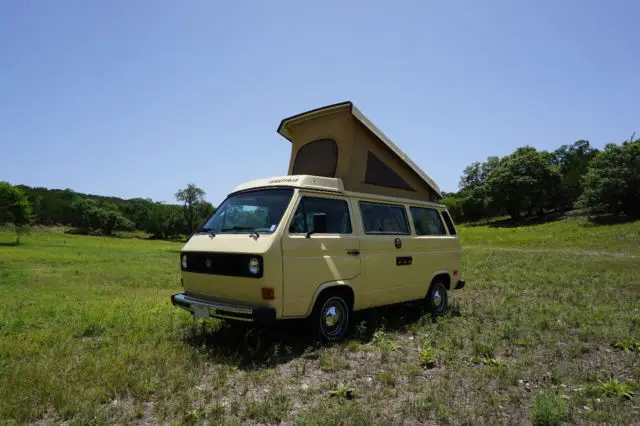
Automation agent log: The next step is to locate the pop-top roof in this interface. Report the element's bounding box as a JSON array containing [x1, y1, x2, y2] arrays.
[[277, 101, 441, 197]]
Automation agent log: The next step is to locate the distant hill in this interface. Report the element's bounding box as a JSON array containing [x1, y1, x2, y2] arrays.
[[14, 184, 214, 238]]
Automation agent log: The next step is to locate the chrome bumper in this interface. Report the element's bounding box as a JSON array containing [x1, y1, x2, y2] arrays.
[[170, 293, 276, 324]]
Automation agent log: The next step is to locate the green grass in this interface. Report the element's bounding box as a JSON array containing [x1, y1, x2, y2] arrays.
[[530, 391, 567, 426], [459, 216, 640, 254], [1, 216, 639, 424], [588, 378, 635, 400], [418, 339, 437, 368]]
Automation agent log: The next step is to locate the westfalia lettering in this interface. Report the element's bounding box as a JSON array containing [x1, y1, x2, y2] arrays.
[[269, 178, 299, 184]]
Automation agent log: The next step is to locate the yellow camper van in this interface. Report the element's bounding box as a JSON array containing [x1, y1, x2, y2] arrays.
[[171, 102, 464, 342]]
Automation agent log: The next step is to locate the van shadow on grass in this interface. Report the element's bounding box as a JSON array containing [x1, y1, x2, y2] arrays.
[[183, 302, 459, 370]]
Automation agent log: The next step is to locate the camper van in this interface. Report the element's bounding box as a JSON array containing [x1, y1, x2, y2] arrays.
[[171, 102, 464, 342]]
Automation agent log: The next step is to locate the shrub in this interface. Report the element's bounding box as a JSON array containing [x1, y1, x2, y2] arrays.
[[530, 391, 566, 426]]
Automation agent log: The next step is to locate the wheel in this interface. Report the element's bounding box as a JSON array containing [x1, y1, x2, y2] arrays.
[[425, 281, 448, 317], [241, 326, 268, 359], [311, 293, 352, 343]]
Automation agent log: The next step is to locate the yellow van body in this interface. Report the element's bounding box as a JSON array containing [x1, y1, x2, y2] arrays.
[[171, 175, 464, 337]]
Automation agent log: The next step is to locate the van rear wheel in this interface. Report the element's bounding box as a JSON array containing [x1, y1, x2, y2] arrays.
[[311, 293, 351, 343], [425, 281, 448, 317]]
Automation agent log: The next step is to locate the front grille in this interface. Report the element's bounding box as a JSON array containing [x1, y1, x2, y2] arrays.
[[181, 252, 263, 279]]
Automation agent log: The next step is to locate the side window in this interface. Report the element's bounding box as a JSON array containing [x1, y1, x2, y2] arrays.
[[359, 202, 410, 235], [441, 210, 457, 235], [289, 197, 352, 234], [410, 207, 447, 236]]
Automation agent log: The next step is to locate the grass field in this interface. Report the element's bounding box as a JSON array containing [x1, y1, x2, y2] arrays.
[[1, 217, 639, 425]]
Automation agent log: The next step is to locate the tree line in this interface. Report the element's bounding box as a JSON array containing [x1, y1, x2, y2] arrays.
[[0, 182, 215, 242], [3, 136, 638, 242], [442, 137, 640, 222]]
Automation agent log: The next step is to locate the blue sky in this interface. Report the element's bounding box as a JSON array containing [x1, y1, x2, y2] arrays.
[[1, 0, 638, 205]]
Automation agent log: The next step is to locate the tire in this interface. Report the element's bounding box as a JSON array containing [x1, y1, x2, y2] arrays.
[[425, 280, 448, 317], [240, 325, 269, 360], [311, 292, 352, 343]]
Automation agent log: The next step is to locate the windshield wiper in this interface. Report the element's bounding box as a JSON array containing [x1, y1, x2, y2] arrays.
[[199, 227, 216, 236], [221, 226, 260, 238]]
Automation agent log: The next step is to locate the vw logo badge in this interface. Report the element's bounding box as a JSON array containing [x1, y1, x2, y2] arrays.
[[205, 258, 212, 269]]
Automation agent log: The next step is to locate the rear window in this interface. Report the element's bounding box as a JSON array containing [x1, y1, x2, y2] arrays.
[[410, 207, 447, 236], [359, 202, 410, 235], [441, 210, 457, 235]]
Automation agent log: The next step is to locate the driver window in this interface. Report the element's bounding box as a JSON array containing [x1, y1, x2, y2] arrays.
[[289, 197, 352, 234]]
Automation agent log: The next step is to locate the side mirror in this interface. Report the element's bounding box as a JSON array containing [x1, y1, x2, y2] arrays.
[[307, 213, 327, 237]]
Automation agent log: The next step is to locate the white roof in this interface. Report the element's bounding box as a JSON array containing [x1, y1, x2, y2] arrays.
[[277, 101, 441, 197], [232, 175, 344, 194]]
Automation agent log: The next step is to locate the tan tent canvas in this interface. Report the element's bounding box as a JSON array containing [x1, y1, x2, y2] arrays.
[[277, 101, 441, 202]]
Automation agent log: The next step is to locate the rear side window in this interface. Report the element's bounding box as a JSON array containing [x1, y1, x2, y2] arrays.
[[410, 207, 447, 236], [441, 210, 457, 235], [289, 197, 352, 234], [359, 202, 410, 235]]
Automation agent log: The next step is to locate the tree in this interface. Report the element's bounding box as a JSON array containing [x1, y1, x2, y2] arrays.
[[142, 203, 185, 239], [552, 140, 599, 209], [122, 198, 154, 230], [486, 147, 561, 220], [99, 203, 136, 235], [0, 182, 34, 244], [71, 198, 97, 233], [458, 156, 500, 192], [460, 186, 492, 222], [70, 198, 136, 235], [457, 156, 502, 222], [577, 139, 640, 217], [459, 162, 484, 190], [175, 184, 207, 234], [441, 195, 464, 222]]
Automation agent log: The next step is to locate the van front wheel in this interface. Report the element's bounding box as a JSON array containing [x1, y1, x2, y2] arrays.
[[425, 281, 448, 317], [312, 293, 351, 343]]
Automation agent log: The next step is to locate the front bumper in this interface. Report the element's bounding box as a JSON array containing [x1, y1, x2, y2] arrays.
[[171, 293, 276, 324]]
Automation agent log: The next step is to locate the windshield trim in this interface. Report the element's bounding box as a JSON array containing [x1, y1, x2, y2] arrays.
[[226, 185, 300, 198]]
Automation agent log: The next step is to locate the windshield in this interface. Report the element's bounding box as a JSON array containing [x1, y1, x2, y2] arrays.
[[199, 188, 294, 235]]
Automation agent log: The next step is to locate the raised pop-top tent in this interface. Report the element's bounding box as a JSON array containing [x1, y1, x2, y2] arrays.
[[277, 101, 441, 203]]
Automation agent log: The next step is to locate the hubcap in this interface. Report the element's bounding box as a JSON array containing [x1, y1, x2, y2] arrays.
[[432, 289, 443, 307], [320, 298, 348, 339], [324, 306, 340, 328]]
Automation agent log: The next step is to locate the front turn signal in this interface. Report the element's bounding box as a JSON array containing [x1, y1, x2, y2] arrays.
[[261, 287, 275, 300]]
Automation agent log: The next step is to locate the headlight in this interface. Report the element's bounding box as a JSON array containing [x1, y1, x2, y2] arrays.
[[181, 254, 188, 269], [248, 257, 261, 275]]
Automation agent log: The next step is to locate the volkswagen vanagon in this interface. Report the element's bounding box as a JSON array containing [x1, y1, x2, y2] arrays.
[[171, 102, 464, 342]]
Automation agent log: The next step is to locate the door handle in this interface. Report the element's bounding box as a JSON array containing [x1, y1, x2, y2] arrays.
[[346, 249, 360, 256], [396, 256, 412, 266]]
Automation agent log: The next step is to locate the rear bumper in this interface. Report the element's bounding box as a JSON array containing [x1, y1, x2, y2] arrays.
[[454, 279, 466, 290], [171, 293, 276, 324]]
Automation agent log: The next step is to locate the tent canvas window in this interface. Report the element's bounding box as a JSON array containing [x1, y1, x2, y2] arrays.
[[292, 139, 338, 178], [364, 151, 416, 191]]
